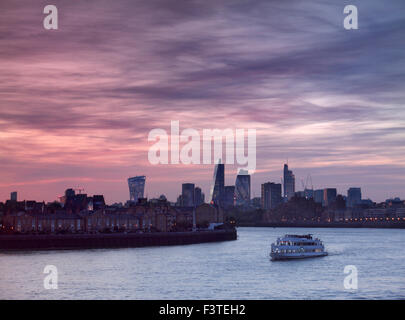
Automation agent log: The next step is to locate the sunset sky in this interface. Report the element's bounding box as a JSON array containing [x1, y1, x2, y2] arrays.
[[1, 0, 405, 203]]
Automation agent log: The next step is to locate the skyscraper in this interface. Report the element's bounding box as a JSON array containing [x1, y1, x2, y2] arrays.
[[223, 186, 236, 209], [210, 161, 224, 205], [10, 191, 17, 202], [235, 169, 251, 206], [347, 187, 362, 208], [314, 189, 324, 204], [283, 164, 295, 200], [182, 183, 195, 207], [194, 187, 205, 206], [128, 176, 146, 203], [261, 182, 282, 210], [65, 188, 76, 198], [323, 188, 337, 207]]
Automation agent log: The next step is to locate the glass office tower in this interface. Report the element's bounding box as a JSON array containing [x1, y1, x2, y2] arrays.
[[128, 176, 146, 203], [210, 161, 225, 205], [283, 164, 295, 200], [235, 169, 251, 206], [182, 183, 195, 207]]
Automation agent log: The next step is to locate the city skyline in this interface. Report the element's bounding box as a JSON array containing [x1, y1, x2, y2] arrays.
[[1, 0, 405, 203], [1, 162, 401, 205]]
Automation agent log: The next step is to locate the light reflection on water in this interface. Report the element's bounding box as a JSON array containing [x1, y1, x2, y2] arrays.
[[0, 227, 404, 299]]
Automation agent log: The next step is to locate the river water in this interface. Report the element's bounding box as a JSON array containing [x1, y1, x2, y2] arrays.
[[0, 227, 404, 299]]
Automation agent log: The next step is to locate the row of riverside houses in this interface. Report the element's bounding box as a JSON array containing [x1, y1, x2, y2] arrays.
[[0, 193, 224, 234]]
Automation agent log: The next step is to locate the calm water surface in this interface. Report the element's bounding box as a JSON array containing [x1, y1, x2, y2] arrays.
[[1, 227, 404, 299]]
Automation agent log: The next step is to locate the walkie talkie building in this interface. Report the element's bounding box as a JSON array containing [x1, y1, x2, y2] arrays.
[[128, 176, 146, 203]]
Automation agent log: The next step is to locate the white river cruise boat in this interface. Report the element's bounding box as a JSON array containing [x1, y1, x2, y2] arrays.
[[270, 234, 328, 261]]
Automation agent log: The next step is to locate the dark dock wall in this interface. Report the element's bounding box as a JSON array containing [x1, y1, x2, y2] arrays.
[[0, 229, 237, 251]]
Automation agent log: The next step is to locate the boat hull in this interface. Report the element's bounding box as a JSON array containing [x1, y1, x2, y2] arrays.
[[270, 251, 328, 261]]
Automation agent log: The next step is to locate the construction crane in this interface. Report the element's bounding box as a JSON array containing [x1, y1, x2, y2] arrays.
[[299, 174, 314, 199], [74, 188, 85, 194], [301, 179, 306, 191], [306, 174, 314, 191], [301, 174, 313, 191]]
